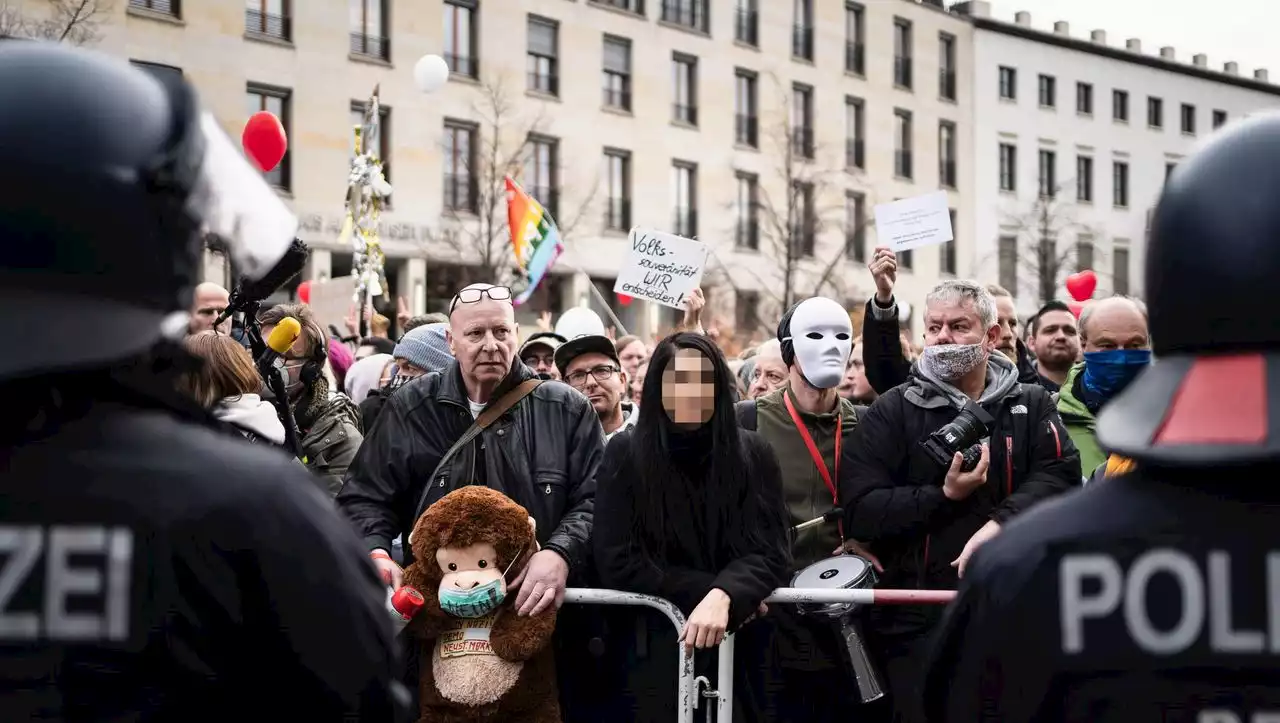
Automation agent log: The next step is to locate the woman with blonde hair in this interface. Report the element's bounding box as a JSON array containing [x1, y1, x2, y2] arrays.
[[177, 331, 287, 446]]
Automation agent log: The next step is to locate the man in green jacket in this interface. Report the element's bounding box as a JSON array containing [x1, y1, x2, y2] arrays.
[[1056, 296, 1151, 478]]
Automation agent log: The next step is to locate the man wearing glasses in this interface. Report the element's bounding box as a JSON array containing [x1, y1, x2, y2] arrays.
[[556, 334, 636, 441]]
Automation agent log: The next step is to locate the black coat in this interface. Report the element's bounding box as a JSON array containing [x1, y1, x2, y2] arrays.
[[336, 358, 602, 571]]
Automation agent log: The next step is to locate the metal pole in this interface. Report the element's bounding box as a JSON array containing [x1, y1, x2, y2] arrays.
[[560, 259, 630, 337], [714, 633, 734, 723]]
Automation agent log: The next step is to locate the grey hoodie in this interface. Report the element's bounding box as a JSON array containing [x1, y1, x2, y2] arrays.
[[906, 350, 1021, 412], [214, 393, 287, 445]]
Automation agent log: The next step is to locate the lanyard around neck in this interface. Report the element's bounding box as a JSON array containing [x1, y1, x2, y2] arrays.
[[783, 390, 843, 541]]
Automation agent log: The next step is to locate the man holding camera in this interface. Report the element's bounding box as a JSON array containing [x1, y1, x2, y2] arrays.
[[841, 279, 1081, 723]]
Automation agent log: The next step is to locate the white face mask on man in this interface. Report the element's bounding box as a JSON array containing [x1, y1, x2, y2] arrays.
[[786, 297, 854, 390]]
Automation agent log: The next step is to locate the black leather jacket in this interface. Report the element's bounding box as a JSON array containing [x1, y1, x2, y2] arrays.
[[336, 359, 603, 572]]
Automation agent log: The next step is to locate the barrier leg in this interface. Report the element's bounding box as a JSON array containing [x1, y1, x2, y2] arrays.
[[715, 633, 735, 723], [563, 588, 696, 723]]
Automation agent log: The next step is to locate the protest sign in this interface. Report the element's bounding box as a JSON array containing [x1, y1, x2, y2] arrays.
[[614, 228, 708, 310], [873, 190, 954, 252], [307, 275, 357, 336]]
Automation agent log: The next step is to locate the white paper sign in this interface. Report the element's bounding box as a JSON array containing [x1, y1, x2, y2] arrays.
[[873, 190, 954, 252], [614, 228, 709, 310]]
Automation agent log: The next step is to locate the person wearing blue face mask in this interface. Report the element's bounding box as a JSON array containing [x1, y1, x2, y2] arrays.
[[1055, 296, 1150, 478]]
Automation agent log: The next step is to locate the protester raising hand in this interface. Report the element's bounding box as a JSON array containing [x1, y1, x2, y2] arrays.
[[681, 287, 706, 334]]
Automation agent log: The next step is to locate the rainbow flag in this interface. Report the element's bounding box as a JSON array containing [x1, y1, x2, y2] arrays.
[[506, 176, 564, 306]]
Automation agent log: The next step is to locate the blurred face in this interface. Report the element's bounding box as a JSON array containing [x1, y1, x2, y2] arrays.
[[618, 339, 648, 379], [838, 341, 876, 401], [564, 352, 627, 418], [190, 283, 229, 334], [1032, 310, 1081, 370], [1081, 302, 1149, 353], [520, 343, 559, 380], [630, 361, 648, 401], [992, 295, 1018, 361], [748, 355, 787, 399], [661, 348, 715, 427], [448, 299, 517, 387], [394, 358, 428, 379]]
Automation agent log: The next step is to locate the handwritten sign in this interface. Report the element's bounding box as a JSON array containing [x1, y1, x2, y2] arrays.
[[614, 228, 708, 310], [438, 613, 496, 659], [873, 190, 954, 252]]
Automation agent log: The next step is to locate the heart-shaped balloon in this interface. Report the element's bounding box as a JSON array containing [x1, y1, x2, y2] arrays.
[[1064, 269, 1097, 301], [616, 293, 633, 307], [242, 111, 288, 172], [1067, 301, 1085, 318], [297, 280, 312, 304]]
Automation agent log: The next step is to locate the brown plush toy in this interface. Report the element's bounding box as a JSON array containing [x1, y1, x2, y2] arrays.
[[402, 486, 561, 723]]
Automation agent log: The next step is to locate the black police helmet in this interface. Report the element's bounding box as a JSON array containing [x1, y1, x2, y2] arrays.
[[0, 43, 207, 379], [1098, 112, 1280, 466]]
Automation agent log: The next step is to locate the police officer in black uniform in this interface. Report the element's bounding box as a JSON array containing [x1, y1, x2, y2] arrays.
[[920, 112, 1280, 722], [0, 43, 407, 720]]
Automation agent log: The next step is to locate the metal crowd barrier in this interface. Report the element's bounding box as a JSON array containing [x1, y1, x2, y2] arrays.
[[563, 587, 957, 723]]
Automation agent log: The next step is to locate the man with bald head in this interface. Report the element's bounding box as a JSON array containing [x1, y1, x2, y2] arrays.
[[338, 282, 602, 623], [189, 281, 230, 334], [1056, 295, 1151, 478]]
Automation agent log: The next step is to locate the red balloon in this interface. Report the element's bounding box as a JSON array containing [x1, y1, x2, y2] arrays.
[[617, 293, 633, 307], [1067, 300, 1085, 318], [242, 111, 288, 172], [1064, 269, 1098, 302], [297, 280, 312, 304]]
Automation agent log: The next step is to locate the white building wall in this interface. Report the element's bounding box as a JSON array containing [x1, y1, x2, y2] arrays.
[[966, 8, 1280, 314]]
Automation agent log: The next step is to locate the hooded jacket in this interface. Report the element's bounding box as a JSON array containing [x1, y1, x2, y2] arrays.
[[1056, 362, 1107, 477], [294, 376, 364, 498], [213, 393, 286, 445]]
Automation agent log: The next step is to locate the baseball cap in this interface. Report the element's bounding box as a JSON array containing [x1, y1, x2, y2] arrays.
[[554, 334, 620, 377], [519, 331, 566, 358]]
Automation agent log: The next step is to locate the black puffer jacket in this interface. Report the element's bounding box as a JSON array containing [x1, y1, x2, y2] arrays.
[[336, 359, 602, 571]]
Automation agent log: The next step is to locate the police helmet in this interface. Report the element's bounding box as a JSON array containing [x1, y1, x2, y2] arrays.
[[0, 42, 296, 380], [1098, 111, 1280, 465]]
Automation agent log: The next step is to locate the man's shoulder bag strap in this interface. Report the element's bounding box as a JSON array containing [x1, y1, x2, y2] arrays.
[[413, 379, 544, 518]]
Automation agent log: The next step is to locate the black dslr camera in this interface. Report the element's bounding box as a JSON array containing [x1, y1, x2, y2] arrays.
[[921, 401, 996, 472]]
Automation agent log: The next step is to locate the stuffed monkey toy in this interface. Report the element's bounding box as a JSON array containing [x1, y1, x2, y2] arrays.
[[401, 486, 561, 723]]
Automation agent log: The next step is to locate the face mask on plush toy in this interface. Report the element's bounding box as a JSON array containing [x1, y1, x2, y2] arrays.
[[436, 541, 527, 619]]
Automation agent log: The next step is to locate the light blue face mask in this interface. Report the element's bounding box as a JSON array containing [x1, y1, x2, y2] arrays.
[[437, 544, 526, 619]]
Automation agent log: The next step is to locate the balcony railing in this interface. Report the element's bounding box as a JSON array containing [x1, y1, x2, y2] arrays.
[[846, 139, 865, 170], [894, 56, 913, 88], [673, 103, 698, 125], [443, 173, 478, 213], [792, 25, 814, 60], [734, 8, 758, 45], [895, 150, 914, 179], [661, 1, 707, 31], [351, 32, 391, 60], [735, 220, 759, 250], [603, 86, 632, 111], [129, 0, 179, 16], [246, 9, 290, 40], [939, 69, 957, 100], [673, 209, 698, 238], [939, 160, 957, 188], [790, 127, 815, 160], [528, 71, 559, 96], [605, 199, 631, 230], [595, 0, 643, 12], [735, 114, 759, 147], [444, 52, 478, 77], [845, 41, 865, 75]]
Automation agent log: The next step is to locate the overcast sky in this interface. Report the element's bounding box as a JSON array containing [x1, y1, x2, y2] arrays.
[[982, 0, 1277, 74]]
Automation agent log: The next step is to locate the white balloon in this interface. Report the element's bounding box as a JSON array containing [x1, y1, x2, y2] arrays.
[[413, 54, 450, 93]]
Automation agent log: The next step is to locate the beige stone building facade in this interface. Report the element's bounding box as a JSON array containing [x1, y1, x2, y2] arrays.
[[76, 0, 973, 339]]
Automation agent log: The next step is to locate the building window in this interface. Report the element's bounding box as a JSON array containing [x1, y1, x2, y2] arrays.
[[1038, 149, 1056, 198], [792, 0, 813, 61], [998, 66, 1016, 100], [734, 69, 759, 148], [527, 16, 559, 96], [1213, 109, 1228, 129], [1113, 161, 1130, 207], [130, 60, 183, 83], [793, 181, 816, 257], [1038, 74, 1056, 108], [595, 0, 643, 14], [524, 135, 559, 218], [604, 148, 632, 230], [246, 0, 290, 41], [672, 161, 698, 237], [1165, 162, 1177, 181], [1076, 82, 1093, 115], [661, 0, 708, 33], [1146, 96, 1163, 128], [894, 109, 913, 179], [734, 0, 757, 46], [442, 119, 477, 213], [350, 101, 391, 190], [941, 209, 957, 274], [938, 33, 956, 101], [735, 171, 759, 250], [1112, 89, 1129, 122], [1113, 245, 1130, 295], [1181, 103, 1197, 135], [351, 0, 390, 60], [672, 53, 698, 126], [602, 35, 632, 111], [1076, 155, 1093, 202], [129, 0, 180, 18], [999, 142, 1016, 192], [443, 0, 477, 76], [845, 96, 865, 170], [845, 191, 866, 262], [735, 290, 761, 334], [246, 84, 291, 190], [791, 83, 814, 160], [1076, 235, 1094, 271], [845, 2, 865, 75], [998, 235, 1018, 294], [893, 18, 912, 89], [939, 121, 957, 188], [900, 247, 913, 271]]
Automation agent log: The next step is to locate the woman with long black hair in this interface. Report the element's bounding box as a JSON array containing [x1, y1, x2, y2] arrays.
[[594, 332, 791, 722]]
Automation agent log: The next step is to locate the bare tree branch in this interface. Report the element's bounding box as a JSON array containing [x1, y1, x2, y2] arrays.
[[1, 0, 111, 45], [999, 179, 1105, 304]]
